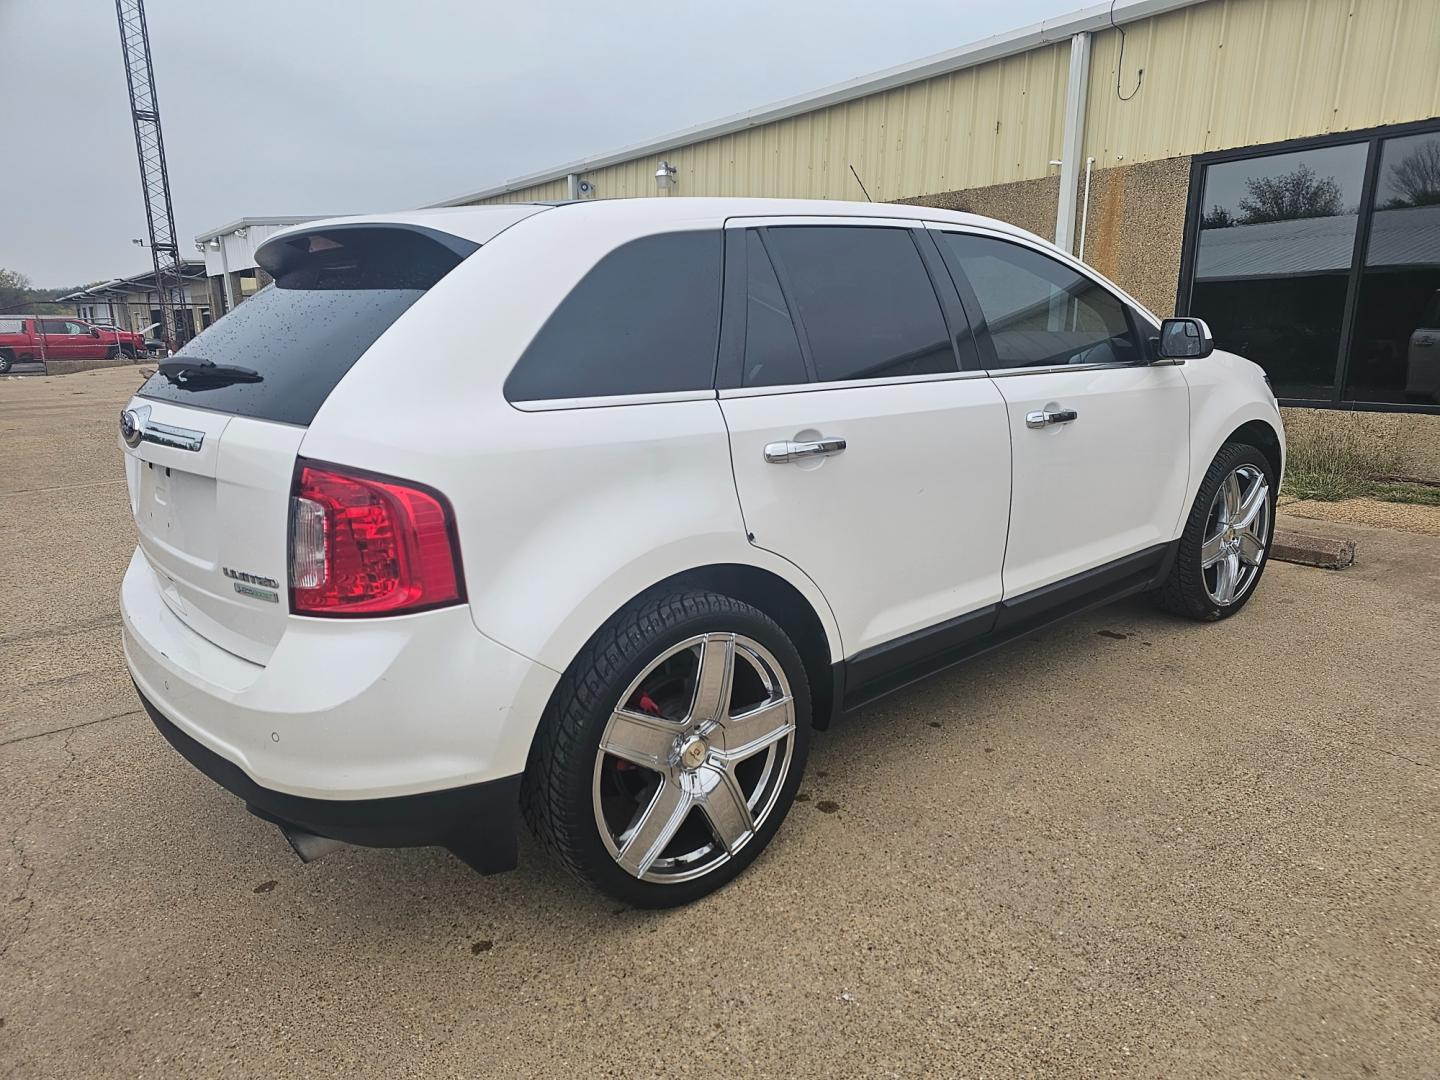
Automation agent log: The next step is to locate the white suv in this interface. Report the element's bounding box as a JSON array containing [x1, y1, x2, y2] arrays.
[[119, 198, 1283, 907]]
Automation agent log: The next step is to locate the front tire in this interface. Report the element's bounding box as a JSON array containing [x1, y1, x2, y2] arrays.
[[1153, 442, 1276, 621], [523, 590, 811, 908]]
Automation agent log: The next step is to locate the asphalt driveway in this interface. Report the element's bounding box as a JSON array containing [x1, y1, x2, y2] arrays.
[[2, 368, 1437, 1078]]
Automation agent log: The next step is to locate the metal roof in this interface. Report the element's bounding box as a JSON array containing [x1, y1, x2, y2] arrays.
[[193, 216, 332, 243], [425, 0, 1209, 208], [55, 259, 207, 302], [1196, 204, 1440, 280]]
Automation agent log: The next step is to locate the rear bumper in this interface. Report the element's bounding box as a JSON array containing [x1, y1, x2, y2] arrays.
[[121, 548, 558, 799], [137, 686, 522, 873]]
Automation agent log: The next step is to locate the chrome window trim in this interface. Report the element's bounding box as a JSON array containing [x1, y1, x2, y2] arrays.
[[718, 369, 992, 399], [508, 388, 719, 412], [985, 361, 1145, 378]]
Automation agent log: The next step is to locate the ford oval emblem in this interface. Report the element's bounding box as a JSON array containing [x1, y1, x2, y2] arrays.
[[120, 407, 144, 448]]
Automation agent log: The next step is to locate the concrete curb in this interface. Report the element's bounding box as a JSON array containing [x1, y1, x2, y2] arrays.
[[43, 357, 147, 376], [1272, 529, 1356, 569]]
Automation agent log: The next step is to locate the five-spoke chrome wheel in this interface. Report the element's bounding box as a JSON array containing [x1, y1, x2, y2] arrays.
[[1201, 463, 1270, 607], [592, 632, 796, 885]]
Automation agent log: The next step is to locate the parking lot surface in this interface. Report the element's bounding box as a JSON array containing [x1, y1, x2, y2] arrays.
[[2, 368, 1438, 1078]]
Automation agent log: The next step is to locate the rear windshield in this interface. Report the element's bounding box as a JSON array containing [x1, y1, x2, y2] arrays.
[[138, 226, 476, 426]]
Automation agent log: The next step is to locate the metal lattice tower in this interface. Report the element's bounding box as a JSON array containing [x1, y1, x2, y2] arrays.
[[115, 0, 186, 350]]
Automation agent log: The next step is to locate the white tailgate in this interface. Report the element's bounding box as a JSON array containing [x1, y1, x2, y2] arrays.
[[121, 398, 304, 664]]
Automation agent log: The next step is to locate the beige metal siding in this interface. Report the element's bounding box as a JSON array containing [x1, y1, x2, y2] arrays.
[[472, 42, 1071, 205], [470, 0, 1440, 207], [1084, 0, 1440, 168]]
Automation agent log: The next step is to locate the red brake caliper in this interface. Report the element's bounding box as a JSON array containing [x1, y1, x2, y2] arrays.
[[616, 691, 665, 771]]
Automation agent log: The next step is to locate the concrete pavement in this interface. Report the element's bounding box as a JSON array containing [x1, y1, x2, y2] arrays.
[[2, 368, 1437, 1078]]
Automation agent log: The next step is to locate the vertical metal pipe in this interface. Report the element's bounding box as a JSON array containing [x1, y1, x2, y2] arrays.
[[1078, 156, 1095, 263], [566, 173, 580, 200], [1054, 31, 1091, 254]]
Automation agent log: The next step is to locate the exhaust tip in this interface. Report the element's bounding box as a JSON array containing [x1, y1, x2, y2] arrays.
[[279, 824, 349, 863]]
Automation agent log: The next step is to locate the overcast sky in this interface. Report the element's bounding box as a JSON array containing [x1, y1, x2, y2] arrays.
[[1, 0, 1074, 286]]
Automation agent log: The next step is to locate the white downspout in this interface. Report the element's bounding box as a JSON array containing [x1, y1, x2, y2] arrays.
[[1054, 31, 1091, 256], [1078, 155, 1095, 263], [566, 173, 580, 200]]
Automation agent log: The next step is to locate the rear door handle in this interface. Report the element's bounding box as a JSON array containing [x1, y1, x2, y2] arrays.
[[764, 437, 847, 464], [1025, 409, 1078, 429]]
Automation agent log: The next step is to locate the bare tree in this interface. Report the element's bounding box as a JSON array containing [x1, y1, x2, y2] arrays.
[[1201, 205, 1236, 229], [1384, 140, 1440, 208], [1239, 163, 1344, 223]]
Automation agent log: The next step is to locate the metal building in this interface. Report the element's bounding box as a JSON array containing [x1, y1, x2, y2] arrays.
[[434, 0, 1440, 443]]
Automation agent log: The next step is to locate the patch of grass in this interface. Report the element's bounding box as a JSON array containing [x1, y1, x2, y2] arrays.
[[1281, 411, 1404, 502], [1368, 482, 1440, 507]]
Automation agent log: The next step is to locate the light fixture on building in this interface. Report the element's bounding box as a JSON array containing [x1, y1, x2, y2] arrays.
[[207, 238, 220, 249], [654, 160, 678, 193], [233, 227, 248, 239]]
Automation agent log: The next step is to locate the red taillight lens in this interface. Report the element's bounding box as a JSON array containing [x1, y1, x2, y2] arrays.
[[289, 460, 462, 616]]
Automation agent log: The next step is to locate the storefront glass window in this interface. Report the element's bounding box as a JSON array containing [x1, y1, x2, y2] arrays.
[[1343, 131, 1440, 406], [1190, 143, 1369, 400]]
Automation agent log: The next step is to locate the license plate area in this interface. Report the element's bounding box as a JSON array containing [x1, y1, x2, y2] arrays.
[[138, 460, 217, 561]]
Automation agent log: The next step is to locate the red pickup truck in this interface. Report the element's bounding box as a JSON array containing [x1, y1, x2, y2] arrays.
[[0, 316, 148, 372]]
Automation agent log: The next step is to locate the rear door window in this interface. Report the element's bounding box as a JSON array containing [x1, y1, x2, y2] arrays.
[[741, 231, 809, 387], [137, 226, 477, 425], [504, 230, 722, 402], [761, 225, 955, 383]]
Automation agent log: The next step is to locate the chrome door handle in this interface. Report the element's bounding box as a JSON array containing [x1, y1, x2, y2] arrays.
[[763, 437, 847, 464], [1025, 408, 1078, 429]]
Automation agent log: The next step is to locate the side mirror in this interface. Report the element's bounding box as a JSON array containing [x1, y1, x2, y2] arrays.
[[90, 328, 101, 338], [1156, 317, 1213, 362]]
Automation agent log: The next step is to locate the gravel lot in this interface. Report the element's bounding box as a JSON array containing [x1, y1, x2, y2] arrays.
[[2, 368, 1438, 1079]]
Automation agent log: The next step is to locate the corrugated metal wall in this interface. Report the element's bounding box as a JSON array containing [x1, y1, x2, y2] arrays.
[[1084, 0, 1440, 168], [469, 0, 1440, 206]]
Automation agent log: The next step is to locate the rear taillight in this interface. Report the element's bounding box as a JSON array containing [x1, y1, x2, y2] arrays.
[[288, 460, 463, 616]]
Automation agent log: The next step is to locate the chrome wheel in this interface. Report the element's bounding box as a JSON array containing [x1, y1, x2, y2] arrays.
[[1201, 463, 1270, 606], [591, 632, 796, 885]]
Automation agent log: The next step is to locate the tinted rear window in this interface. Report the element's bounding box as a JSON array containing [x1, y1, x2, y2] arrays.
[[138, 226, 475, 426], [504, 230, 721, 402]]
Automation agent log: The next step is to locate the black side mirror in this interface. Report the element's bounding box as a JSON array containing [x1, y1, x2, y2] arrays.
[[91, 328, 101, 338], [1156, 317, 1213, 362]]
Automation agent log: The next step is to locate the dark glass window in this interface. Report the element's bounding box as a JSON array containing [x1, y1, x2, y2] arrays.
[[1190, 142, 1369, 399], [40, 318, 71, 334], [1344, 131, 1440, 406], [762, 226, 953, 383], [140, 228, 472, 426], [741, 231, 807, 387], [505, 230, 721, 401], [939, 233, 1139, 368]]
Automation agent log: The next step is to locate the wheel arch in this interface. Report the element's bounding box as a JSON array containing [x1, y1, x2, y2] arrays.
[[1225, 418, 1284, 485], [547, 562, 842, 732], [660, 564, 839, 730]]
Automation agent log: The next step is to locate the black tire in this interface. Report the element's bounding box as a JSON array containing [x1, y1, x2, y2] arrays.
[[107, 346, 120, 360], [0, 351, 11, 374], [522, 589, 811, 908], [1152, 441, 1277, 621]]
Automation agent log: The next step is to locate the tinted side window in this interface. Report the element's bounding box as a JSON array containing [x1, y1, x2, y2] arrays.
[[742, 231, 807, 387], [764, 226, 954, 383], [40, 319, 69, 334], [505, 230, 721, 401], [940, 233, 1139, 369]]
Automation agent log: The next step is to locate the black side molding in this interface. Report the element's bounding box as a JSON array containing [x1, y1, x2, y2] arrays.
[[840, 540, 1178, 713]]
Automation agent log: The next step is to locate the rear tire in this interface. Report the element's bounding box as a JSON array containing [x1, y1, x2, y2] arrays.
[[1152, 442, 1276, 621], [522, 589, 811, 908], [0, 351, 11, 374]]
